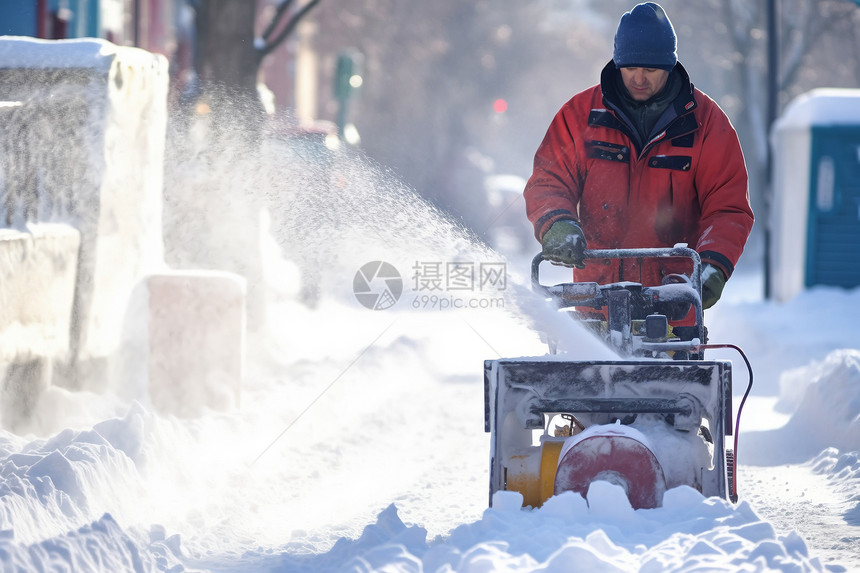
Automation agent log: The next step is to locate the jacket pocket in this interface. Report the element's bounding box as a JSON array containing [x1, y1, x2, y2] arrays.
[[586, 140, 630, 163], [648, 155, 692, 171]]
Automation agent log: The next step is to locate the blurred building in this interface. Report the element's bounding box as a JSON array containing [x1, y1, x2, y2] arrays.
[[0, 0, 312, 116], [2, 1, 142, 45]]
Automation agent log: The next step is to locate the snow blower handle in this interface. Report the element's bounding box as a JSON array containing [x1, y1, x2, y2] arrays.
[[532, 246, 704, 295], [531, 246, 706, 354]]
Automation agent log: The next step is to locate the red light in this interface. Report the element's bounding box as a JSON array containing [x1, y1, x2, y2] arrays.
[[493, 98, 508, 113]]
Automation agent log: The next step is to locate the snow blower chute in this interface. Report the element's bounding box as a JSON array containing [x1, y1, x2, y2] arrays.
[[484, 246, 752, 509]]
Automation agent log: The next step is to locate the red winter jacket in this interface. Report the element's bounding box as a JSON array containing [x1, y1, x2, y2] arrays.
[[525, 61, 754, 290]]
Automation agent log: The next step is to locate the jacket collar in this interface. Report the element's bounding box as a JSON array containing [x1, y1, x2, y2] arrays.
[[600, 59, 696, 115], [598, 60, 698, 154]]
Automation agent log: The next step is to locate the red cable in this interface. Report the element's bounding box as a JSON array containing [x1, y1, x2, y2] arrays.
[[693, 343, 754, 502]]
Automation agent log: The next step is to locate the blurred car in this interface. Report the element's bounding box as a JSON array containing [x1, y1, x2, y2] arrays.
[[484, 173, 534, 256]]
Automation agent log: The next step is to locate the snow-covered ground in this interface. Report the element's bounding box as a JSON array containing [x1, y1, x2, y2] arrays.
[[1, 150, 859, 572]]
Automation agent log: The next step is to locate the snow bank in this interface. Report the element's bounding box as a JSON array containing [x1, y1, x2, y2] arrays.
[[0, 37, 155, 70], [743, 349, 860, 465], [809, 448, 860, 527], [0, 514, 149, 572], [707, 286, 860, 396], [0, 404, 145, 543], [266, 487, 825, 572]]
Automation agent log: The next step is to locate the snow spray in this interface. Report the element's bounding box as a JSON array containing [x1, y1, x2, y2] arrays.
[[161, 100, 613, 359], [0, 87, 614, 564]]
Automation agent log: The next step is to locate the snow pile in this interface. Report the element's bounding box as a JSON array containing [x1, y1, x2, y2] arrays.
[[744, 349, 860, 465], [705, 286, 860, 396], [0, 403, 171, 572], [809, 448, 860, 526], [269, 487, 823, 573], [0, 281, 857, 572], [0, 514, 149, 572], [778, 350, 860, 449], [0, 407, 143, 543]]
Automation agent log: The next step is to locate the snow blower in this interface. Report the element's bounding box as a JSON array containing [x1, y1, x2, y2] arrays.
[[484, 246, 752, 509]]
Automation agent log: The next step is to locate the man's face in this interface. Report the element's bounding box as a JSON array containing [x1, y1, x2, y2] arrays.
[[620, 67, 670, 101]]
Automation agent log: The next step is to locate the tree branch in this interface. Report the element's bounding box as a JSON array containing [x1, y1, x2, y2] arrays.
[[722, 0, 753, 54], [261, 0, 296, 41], [258, 0, 323, 60], [779, 2, 812, 89], [780, 3, 855, 89]]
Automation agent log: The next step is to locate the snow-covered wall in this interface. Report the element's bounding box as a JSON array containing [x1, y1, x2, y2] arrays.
[[0, 224, 80, 428], [0, 37, 168, 390], [770, 88, 860, 302], [0, 224, 80, 361], [146, 271, 246, 416]]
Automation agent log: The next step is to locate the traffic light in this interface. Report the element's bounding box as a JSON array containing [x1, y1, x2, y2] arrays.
[[335, 49, 364, 101], [334, 49, 364, 144]]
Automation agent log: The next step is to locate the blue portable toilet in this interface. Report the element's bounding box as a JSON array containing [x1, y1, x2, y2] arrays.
[[0, 4, 39, 36], [0, 1, 102, 40], [770, 88, 860, 302]]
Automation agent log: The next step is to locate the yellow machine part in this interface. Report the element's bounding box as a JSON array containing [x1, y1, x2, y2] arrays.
[[631, 320, 679, 339], [504, 440, 564, 508]]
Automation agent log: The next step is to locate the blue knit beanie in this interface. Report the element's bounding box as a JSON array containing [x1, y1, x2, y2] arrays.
[[613, 2, 677, 71]]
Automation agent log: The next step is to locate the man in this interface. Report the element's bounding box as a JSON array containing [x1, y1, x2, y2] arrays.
[[524, 2, 754, 312]]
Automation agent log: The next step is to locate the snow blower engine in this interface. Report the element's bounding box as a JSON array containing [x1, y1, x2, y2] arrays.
[[483, 246, 752, 509]]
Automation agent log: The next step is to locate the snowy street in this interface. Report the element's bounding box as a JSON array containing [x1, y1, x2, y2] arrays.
[[0, 131, 858, 570], [0, 127, 857, 570], [0, 36, 858, 573]]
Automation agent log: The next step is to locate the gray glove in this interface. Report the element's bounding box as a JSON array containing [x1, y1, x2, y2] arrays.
[[541, 220, 587, 269], [701, 263, 727, 309]]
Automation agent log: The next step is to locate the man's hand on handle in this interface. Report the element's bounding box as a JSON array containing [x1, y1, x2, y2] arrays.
[[541, 220, 587, 269], [701, 263, 727, 309]]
